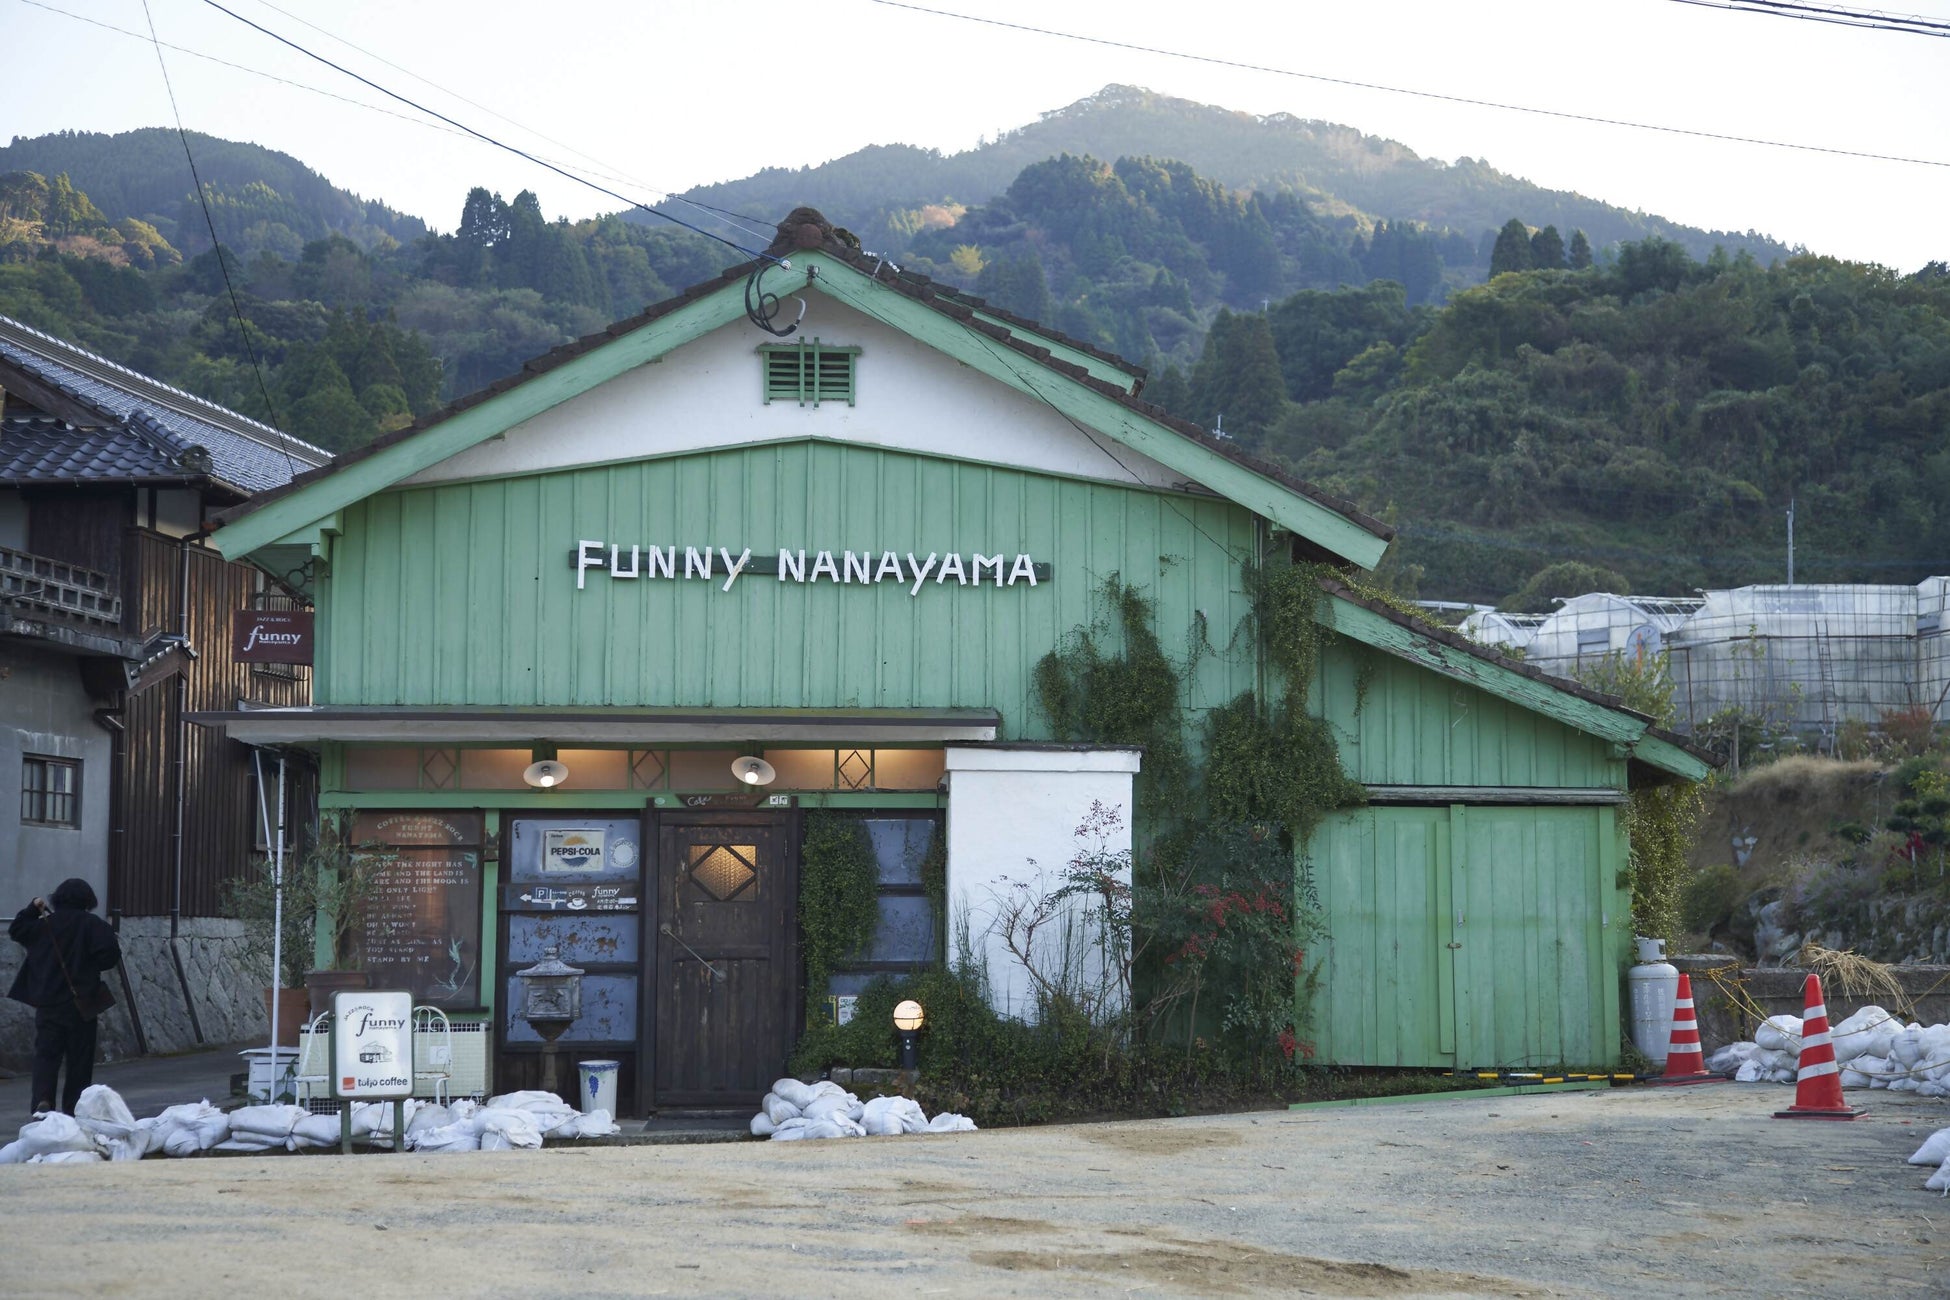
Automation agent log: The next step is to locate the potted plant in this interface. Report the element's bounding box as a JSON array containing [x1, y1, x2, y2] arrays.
[[222, 813, 390, 1043]]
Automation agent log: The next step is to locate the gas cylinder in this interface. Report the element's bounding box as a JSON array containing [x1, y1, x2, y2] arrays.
[[1628, 936, 1681, 1063]]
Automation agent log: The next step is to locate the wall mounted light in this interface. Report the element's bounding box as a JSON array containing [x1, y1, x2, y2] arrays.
[[732, 755, 777, 787], [523, 759, 570, 788]]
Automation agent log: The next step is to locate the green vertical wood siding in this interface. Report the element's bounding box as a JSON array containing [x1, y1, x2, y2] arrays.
[[1317, 642, 1625, 789], [1311, 804, 1627, 1070], [318, 441, 1260, 731]]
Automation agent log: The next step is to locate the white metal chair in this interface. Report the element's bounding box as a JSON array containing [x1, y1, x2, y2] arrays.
[[291, 1010, 332, 1106], [412, 1005, 453, 1104]]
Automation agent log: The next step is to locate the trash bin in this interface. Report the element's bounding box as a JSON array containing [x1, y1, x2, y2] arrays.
[[577, 1059, 619, 1115]]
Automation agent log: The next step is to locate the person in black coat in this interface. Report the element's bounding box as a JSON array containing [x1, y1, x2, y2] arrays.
[[8, 877, 121, 1114]]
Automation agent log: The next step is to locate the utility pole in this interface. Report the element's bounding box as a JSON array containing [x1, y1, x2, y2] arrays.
[[1786, 497, 1796, 585]]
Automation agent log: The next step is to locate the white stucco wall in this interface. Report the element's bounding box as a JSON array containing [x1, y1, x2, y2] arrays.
[[943, 745, 1139, 1022], [401, 298, 1190, 493]]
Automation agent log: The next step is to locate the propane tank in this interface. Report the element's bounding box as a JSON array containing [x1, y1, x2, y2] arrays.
[[1627, 936, 1681, 1063]]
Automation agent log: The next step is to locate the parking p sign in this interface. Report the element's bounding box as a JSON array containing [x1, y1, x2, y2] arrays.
[[330, 990, 415, 1099]]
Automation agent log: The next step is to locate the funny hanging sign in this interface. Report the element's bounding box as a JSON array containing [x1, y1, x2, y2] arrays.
[[569, 542, 1051, 593]]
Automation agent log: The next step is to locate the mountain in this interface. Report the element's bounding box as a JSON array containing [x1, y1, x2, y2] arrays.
[[677, 86, 1798, 268], [0, 129, 426, 258]]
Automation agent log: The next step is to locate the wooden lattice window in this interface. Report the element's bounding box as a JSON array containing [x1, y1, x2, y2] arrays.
[[687, 843, 759, 902], [21, 755, 79, 828], [760, 338, 858, 407]]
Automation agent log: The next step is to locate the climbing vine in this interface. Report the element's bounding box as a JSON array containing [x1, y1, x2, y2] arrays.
[[796, 812, 879, 1018], [1031, 565, 1366, 1070]]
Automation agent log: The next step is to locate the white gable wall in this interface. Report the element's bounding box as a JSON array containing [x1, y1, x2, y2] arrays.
[[400, 298, 1193, 492]]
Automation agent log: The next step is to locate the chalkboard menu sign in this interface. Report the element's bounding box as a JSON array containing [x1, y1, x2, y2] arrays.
[[350, 812, 484, 1009]]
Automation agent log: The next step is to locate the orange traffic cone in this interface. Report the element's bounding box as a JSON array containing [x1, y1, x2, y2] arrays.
[[1648, 972, 1725, 1085], [1774, 973, 1864, 1120]]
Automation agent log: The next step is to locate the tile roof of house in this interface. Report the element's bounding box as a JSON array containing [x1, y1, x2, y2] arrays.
[[0, 413, 206, 484], [0, 316, 329, 496], [211, 209, 1393, 548]]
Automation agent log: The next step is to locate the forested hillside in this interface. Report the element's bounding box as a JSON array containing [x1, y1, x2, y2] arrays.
[[1, 124, 1942, 609], [0, 169, 726, 450], [0, 130, 425, 257], [1210, 251, 1950, 601], [679, 86, 1797, 272]]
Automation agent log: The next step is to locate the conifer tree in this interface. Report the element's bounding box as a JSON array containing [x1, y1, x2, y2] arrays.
[[1568, 229, 1594, 270], [1530, 224, 1566, 270], [1489, 218, 1535, 276]]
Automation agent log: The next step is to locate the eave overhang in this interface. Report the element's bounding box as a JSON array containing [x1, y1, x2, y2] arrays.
[[184, 705, 1001, 747]]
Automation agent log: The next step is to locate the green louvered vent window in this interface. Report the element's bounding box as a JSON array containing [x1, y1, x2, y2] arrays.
[[761, 338, 859, 407]]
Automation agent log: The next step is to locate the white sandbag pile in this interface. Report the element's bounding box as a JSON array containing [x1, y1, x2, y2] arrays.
[[749, 1078, 976, 1141], [402, 1091, 619, 1154], [0, 1084, 620, 1163], [1708, 1007, 1950, 1095]]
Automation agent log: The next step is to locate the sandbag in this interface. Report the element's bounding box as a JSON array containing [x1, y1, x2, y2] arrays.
[[860, 1095, 929, 1136], [4, 1113, 97, 1163], [150, 1101, 229, 1157], [801, 1117, 859, 1140], [74, 1085, 136, 1131], [762, 1093, 801, 1126], [768, 1117, 809, 1141], [289, 1113, 342, 1150], [405, 1104, 451, 1140], [477, 1108, 543, 1151], [801, 1093, 859, 1123], [410, 1121, 481, 1153], [227, 1104, 305, 1140], [927, 1112, 977, 1132], [568, 1109, 619, 1138], [1705, 1043, 1755, 1075], [1891, 1027, 1928, 1069], [1928, 1157, 1950, 1195], [1755, 1015, 1803, 1053], [770, 1078, 819, 1110], [31, 1149, 105, 1163], [750, 1112, 777, 1137]]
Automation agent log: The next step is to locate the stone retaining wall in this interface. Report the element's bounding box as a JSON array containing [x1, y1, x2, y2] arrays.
[[1674, 954, 1950, 1050], [0, 917, 268, 1071]]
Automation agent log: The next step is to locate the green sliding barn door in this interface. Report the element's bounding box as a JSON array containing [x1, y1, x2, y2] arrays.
[[1311, 804, 1621, 1071]]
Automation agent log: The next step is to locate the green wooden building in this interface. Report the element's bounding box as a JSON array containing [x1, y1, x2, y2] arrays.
[[198, 210, 1708, 1111]]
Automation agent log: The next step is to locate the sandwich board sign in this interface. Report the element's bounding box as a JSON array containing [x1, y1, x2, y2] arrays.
[[331, 989, 415, 1099]]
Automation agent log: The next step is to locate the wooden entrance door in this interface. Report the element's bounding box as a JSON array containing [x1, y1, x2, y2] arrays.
[[649, 813, 795, 1107]]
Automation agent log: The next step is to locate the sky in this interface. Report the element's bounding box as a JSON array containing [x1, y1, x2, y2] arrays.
[[4, 0, 1947, 270]]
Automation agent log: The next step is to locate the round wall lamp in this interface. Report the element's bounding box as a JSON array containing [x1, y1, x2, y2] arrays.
[[523, 759, 570, 789], [732, 755, 777, 787]]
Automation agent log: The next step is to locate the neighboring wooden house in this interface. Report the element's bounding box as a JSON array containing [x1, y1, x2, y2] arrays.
[[199, 210, 1709, 1112], [0, 315, 330, 1065]]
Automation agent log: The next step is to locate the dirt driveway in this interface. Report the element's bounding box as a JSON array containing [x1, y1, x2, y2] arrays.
[[3, 1084, 1943, 1298]]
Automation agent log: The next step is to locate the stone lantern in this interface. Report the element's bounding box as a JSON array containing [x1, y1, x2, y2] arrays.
[[514, 945, 584, 1096]]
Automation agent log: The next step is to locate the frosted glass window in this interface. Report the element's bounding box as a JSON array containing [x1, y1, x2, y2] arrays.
[[343, 747, 420, 790], [871, 749, 945, 790], [763, 749, 836, 790], [457, 748, 532, 789], [666, 749, 741, 789], [556, 749, 631, 789]]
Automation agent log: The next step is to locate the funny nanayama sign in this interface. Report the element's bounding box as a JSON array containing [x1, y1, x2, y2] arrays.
[[570, 541, 1050, 593]]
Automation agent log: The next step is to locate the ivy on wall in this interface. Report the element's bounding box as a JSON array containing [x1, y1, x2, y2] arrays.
[[796, 812, 880, 1017]]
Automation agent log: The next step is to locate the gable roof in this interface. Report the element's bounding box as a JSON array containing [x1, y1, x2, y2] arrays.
[[1319, 578, 1717, 784], [207, 208, 1393, 569], [0, 315, 329, 496]]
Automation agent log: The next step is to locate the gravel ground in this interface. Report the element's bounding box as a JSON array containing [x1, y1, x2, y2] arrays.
[[2, 1083, 1943, 1298]]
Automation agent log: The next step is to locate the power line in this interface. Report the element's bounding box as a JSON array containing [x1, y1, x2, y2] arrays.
[[1669, 0, 1950, 37], [140, 0, 297, 481], [195, 0, 773, 260], [237, 0, 776, 243], [869, 0, 1950, 170]]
